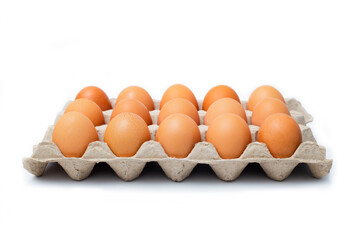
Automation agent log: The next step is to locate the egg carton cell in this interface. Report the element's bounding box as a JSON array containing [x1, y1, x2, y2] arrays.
[[23, 98, 331, 181]]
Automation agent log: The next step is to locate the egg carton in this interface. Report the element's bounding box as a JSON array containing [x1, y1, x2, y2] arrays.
[[23, 98, 332, 182]]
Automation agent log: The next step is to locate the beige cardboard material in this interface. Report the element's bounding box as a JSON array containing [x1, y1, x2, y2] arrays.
[[23, 98, 332, 182]]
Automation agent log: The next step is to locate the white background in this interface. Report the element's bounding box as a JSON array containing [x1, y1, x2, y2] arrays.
[[1, 0, 359, 239]]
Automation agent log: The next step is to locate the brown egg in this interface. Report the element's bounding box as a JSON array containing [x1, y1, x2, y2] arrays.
[[202, 85, 240, 111], [247, 85, 285, 111], [257, 113, 302, 158], [116, 86, 154, 111], [52, 112, 98, 157], [76, 86, 112, 111], [160, 84, 199, 110], [156, 113, 201, 158], [204, 98, 247, 126], [104, 113, 151, 157], [111, 99, 152, 125], [251, 97, 290, 126], [158, 98, 200, 125], [65, 98, 105, 126], [206, 113, 251, 159]]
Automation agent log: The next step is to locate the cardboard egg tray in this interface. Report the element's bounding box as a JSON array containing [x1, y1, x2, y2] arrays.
[[23, 98, 332, 182]]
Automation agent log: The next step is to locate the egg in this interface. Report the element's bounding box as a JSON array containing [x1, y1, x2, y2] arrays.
[[76, 86, 112, 111], [65, 98, 105, 126], [111, 98, 152, 125], [160, 84, 199, 110], [52, 112, 98, 157], [104, 113, 151, 157], [257, 113, 302, 158], [204, 98, 247, 126], [156, 113, 201, 158], [157, 98, 200, 125], [116, 86, 154, 111], [247, 85, 285, 111], [206, 113, 251, 159], [202, 85, 240, 111], [251, 97, 290, 126]]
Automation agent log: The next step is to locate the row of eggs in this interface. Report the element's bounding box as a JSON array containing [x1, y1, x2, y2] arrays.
[[52, 85, 302, 160]]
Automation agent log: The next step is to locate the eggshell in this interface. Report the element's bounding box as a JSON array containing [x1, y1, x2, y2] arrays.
[[158, 98, 200, 125], [111, 98, 152, 125], [52, 112, 98, 157], [247, 85, 285, 111], [257, 113, 302, 158], [76, 86, 112, 111], [116, 86, 154, 111], [206, 113, 251, 159], [156, 113, 201, 158], [251, 97, 290, 126], [202, 85, 240, 111], [160, 84, 199, 110], [204, 98, 247, 126], [104, 113, 151, 157], [65, 98, 105, 126]]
